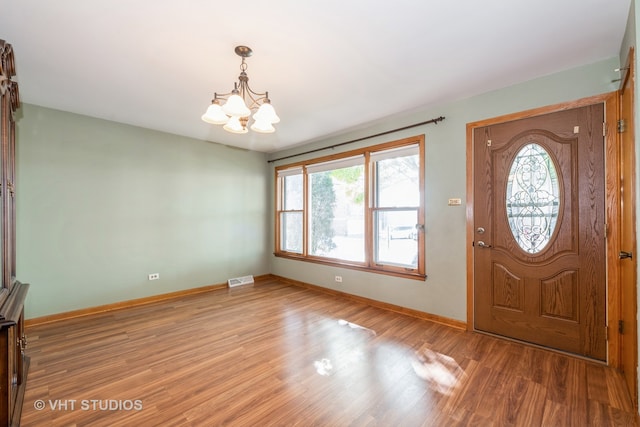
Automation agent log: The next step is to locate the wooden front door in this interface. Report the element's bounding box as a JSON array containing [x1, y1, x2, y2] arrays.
[[473, 104, 607, 361]]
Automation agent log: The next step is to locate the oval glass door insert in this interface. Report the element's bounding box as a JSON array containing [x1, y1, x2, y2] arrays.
[[506, 143, 560, 254]]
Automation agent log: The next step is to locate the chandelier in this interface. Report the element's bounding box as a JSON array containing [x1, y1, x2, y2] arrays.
[[201, 45, 280, 134]]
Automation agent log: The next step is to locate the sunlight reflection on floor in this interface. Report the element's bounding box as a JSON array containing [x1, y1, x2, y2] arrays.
[[337, 319, 377, 336], [411, 349, 466, 395], [313, 358, 333, 376], [308, 316, 464, 397]]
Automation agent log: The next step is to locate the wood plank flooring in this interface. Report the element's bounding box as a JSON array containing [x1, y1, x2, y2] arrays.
[[20, 277, 639, 426]]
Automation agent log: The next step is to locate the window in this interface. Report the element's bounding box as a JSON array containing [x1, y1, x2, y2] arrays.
[[278, 167, 303, 254], [372, 145, 420, 269], [505, 143, 560, 254], [275, 136, 425, 280]]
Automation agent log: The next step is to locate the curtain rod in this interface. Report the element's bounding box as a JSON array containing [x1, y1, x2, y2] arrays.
[[267, 115, 445, 164]]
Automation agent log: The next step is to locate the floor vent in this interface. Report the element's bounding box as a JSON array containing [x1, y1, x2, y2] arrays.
[[227, 275, 254, 288]]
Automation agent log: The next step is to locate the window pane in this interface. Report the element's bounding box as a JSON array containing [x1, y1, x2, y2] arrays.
[[284, 174, 303, 210], [309, 165, 365, 262], [281, 211, 303, 253], [506, 143, 560, 254], [376, 153, 419, 207], [375, 210, 418, 268]]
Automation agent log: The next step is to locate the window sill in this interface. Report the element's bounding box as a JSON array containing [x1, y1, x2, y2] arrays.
[[274, 252, 427, 281]]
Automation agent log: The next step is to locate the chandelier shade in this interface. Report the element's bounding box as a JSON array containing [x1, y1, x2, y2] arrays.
[[223, 116, 249, 134], [201, 101, 229, 125], [222, 92, 251, 118], [202, 46, 279, 134], [253, 102, 280, 124], [250, 118, 275, 133]]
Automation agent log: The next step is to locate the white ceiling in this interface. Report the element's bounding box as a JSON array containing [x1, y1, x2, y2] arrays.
[[0, 0, 632, 152]]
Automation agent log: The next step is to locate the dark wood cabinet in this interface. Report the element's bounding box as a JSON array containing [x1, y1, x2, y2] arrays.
[[0, 39, 29, 427]]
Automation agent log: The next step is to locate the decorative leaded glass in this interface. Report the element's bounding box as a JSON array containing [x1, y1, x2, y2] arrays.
[[506, 143, 560, 254]]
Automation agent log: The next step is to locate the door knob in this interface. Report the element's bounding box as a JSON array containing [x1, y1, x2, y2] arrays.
[[476, 227, 485, 234], [476, 241, 492, 248], [619, 251, 633, 260]]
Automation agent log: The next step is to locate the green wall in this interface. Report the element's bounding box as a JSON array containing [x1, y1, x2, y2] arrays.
[[16, 104, 270, 318], [269, 56, 621, 322], [14, 55, 624, 324]]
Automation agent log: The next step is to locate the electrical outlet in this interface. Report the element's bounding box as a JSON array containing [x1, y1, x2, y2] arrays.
[[335, 275, 342, 283], [148, 273, 159, 280]]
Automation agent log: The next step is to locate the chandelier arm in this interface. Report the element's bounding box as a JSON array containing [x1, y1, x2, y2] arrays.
[[243, 84, 268, 99], [211, 85, 270, 110], [237, 81, 269, 111], [211, 91, 234, 101]]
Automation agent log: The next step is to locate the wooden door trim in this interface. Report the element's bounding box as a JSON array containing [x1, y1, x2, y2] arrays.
[[465, 91, 619, 365]]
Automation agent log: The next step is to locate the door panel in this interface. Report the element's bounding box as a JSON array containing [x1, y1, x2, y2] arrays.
[[619, 48, 638, 406], [473, 104, 606, 361]]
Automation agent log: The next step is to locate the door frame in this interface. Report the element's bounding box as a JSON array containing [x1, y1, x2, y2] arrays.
[[465, 91, 621, 366], [618, 46, 637, 407]]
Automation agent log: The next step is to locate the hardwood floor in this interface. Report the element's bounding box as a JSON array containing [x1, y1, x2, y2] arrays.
[[21, 277, 639, 426]]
